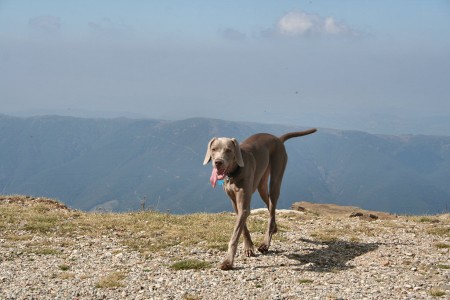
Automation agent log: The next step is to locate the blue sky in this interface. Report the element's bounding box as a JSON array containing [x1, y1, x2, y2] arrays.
[[1, 1, 449, 133]]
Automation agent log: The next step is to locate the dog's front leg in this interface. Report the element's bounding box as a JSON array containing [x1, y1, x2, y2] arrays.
[[226, 189, 255, 258], [221, 191, 251, 270]]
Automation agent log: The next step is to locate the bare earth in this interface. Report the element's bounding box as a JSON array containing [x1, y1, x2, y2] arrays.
[[0, 197, 449, 300]]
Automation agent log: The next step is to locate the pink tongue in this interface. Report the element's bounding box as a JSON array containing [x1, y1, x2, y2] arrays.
[[210, 168, 225, 188]]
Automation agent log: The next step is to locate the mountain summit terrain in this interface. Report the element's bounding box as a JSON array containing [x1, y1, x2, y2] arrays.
[[0, 196, 449, 299]]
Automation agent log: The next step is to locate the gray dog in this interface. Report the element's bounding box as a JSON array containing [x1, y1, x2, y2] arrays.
[[203, 128, 317, 270]]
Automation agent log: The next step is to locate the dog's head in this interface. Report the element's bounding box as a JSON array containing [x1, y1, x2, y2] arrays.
[[203, 137, 244, 186]]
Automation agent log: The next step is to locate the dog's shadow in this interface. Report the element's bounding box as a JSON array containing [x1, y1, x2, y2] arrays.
[[282, 238, 379, 272]]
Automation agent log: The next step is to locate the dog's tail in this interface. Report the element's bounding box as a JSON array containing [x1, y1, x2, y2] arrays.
[[279, 128, 317, 143]]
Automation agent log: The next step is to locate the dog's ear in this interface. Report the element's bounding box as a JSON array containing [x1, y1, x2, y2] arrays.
[[231, 138, 244, 167], [203, 138, 216, 165]]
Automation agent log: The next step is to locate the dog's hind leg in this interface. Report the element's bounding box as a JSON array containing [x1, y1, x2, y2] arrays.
[[258, 151, 287, 254], [257, 168, 270, 208]]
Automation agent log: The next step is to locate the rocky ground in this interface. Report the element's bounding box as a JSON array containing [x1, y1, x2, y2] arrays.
[[0, 198, 449, 299]]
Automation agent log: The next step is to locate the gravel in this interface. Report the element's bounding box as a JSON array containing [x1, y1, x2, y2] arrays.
[[1, 213, 449, 299]]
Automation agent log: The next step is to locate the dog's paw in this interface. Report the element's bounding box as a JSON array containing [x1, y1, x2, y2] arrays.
[[257, 244, 269, 254], [220, 260, 234, 270], [244, 248, 256, 257]]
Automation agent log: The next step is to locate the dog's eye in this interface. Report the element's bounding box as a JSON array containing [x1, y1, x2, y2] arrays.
[[225, 148, 232, 153], [211, 148, 217, 152]]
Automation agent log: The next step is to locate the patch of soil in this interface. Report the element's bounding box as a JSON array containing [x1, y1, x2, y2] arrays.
[[291, 201, 396, 220]]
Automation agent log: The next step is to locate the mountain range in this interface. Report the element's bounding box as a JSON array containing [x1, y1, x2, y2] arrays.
[[1, 114, 449, 214]]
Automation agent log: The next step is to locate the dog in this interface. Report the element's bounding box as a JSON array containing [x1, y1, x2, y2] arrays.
[[203, 128, 317, 270]]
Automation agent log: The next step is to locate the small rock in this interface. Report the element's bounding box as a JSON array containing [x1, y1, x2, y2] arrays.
[[368, 214, 379, 220], [349, 212, 364, 218]]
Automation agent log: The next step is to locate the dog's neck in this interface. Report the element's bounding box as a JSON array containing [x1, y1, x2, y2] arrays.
[[226, 163, 240, 179]]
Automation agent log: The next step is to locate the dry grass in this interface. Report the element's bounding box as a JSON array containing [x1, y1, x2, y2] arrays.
[[415, 216, 441, 223], [309, 222, 388, 243], [1, 196, 449, 260], [429, 287, 446, 297], [310, 230, 339, 242], [30, 247, 60, 256], [170, 259, 212, 270], [58, 272, 76, 280], [58, 264, 71, 271], [0, 196, 282, 256], [434, 242, 450, 249], [427, 226, 450, 238], [298, 278, 314, 284], [95, 271, 127, 289], [408, 214, 450, 236], [436, 264, 450, 270]]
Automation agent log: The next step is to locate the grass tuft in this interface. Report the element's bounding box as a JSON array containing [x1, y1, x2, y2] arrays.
[[436, 264, 450, 270], [298, 279, 314, 284], [58, 264, 70, 271], [429, 287, 446, 297], [31, 247, 60, 256], [417, 217, 440, 223], [170, 259, 212, 270], [434, 243, 450, 249], [95, 271, 127, 289], [427, 226, 450, 237], [58, 272, 75, 280], [310, 231, 339, 242]]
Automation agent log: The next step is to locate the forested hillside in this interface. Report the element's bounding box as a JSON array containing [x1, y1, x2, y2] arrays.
[[1, 115, 449, 214]]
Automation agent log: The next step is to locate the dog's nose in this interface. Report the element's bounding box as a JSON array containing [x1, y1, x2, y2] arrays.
[[214, 160, 223, 168]]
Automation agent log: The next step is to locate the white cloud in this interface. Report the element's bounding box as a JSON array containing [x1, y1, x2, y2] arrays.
[[323, 17, 346, 34], [277, 11, 318, 36], [275, 10, 354, 37]]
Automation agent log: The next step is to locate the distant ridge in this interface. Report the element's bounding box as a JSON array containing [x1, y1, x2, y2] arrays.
[[0, 115, 449, 214]]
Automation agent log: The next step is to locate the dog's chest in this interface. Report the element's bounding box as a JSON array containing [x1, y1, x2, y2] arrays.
[[223, 178, 241, 194]]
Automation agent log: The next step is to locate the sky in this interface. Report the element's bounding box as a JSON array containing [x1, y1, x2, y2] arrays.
[[1, 1, 450, 133]]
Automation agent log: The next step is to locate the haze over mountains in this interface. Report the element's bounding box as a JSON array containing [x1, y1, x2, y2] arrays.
[[8, 109, 450, 136], [1, 114, 449, 214]]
